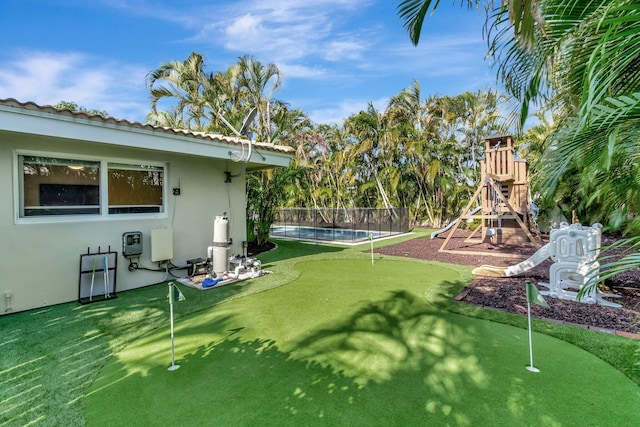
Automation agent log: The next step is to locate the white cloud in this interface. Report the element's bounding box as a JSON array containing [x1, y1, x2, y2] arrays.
[[324, 40, 366, 62], [224, 14, 264, 41], [218, 13, 331, 62], [352, 32, 493, 94], [96, 1, 383, 81], [309, 96, 389, 125], [0, 51, 150, 121], [278, 63, 328, 79], [378, 33, 487, 71], [192, 0, 372, 66]]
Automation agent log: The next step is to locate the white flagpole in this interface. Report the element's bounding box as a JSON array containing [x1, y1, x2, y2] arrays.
[[370, 233, 374, 266], [168, 283, 180, 371], [526, 301, 540, 373]]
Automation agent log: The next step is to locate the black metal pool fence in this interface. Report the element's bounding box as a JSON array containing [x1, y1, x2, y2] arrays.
[[271, 208, 409, 243]]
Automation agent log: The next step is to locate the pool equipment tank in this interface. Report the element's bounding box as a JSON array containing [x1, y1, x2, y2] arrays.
[[205, 213, 266, 283], [211, 214, 231, 276]]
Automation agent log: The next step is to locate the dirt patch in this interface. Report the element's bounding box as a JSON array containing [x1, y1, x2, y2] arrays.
[[375, 229, 640, 334]]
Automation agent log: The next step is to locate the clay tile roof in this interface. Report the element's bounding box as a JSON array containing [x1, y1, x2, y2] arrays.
[[0, 98, 293, 154]]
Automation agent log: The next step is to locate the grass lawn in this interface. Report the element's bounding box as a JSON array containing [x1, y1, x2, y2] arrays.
[[2, 230, 639, 426]]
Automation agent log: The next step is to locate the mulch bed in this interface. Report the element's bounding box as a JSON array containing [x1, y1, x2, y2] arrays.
[[374, 229, 640, 335]]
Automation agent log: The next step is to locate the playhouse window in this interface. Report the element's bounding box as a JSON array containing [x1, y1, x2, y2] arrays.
[[21, 155, 101, 216], [108, 163, 164, 214]]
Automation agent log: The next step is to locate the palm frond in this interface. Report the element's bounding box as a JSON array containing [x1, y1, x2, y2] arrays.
[[536, 91, 640, 198], [397, 0, 439, 45]]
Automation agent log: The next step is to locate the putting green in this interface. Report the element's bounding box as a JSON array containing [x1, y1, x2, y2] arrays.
[[84, 259, 639, 426]]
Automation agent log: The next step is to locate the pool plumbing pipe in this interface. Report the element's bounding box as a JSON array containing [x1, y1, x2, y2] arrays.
[[225, 257, 262, 280]]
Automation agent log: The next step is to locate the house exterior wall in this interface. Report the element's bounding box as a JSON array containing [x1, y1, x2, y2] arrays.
[[0, 130, 249, 314]]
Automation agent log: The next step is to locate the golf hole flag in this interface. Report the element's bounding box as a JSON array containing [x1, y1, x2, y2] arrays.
[[167, 282, 185, 371], [525, 281, 548, 373], [526, 281, 549, 308], [168, 282, 186, 304]]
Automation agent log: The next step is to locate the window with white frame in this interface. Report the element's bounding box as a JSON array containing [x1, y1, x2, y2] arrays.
[[108, 163, 164, 214], [18, 153, 166, 218], [21, 155, 101, 216]]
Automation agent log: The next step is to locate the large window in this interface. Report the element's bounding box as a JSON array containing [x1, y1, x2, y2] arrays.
[[21, 156, 101, 216], [18, 153, 166, 219], [108, 163, 164, 214]]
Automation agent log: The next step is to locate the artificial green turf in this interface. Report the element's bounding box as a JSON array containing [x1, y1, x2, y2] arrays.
[[2, 231, 639, 426], [84, 259, 640, 426], [0, 239, 345, 427]]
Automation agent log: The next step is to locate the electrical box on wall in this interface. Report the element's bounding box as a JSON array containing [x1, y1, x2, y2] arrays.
[[122, 232, 143, 257], [150, 228, 174, 262]]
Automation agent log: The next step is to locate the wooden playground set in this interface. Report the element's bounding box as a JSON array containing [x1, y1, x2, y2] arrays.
[[436, 135, 541, 256]]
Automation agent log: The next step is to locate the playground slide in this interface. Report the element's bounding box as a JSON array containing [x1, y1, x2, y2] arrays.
[[471, 243, 551, 277], [430, 206, 483, 239]]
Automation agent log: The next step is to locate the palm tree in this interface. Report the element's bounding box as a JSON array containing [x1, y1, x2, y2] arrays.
[[268, 101, 311, 146], [386, 81, 442, 224], [146, 52, 210, 131], [416, 97, 471, 227], [520, 3, 640, 206], [246, 166, 302, 245], [344, 103, 398, 210], [147, 53, 283, 141], [147, 53, 303, 245], [145, 106, 186, 129], [200, 64, 245, 135], [487, 2, 640, 236], [236, 55, 282, 143], [285, 123, 358, 214], [455, 89, 507, 168]]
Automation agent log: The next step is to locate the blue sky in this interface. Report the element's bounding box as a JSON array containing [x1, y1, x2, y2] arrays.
[[0, 0, 495, 125]]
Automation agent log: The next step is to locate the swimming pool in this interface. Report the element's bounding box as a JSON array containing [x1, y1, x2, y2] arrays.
[[271, 208, 410, 244], [270, 225, 384, 243]]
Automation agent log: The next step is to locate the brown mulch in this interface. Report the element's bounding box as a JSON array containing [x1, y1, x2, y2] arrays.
[[247, 241, 277, 257], [374, 229, 640, 335]]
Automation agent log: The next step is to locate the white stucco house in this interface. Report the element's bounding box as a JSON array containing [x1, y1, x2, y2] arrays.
[[0, 98, 293, 314]]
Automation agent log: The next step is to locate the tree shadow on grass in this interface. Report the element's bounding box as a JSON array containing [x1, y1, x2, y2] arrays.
[[84, 335, 365, 426], [83, 280, 640, 427], [292, 290, 490, 415], [291, 285, 640, 426], [84, 287, 492, 426]]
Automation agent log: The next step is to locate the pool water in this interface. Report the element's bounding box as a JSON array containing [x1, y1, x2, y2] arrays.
[[270, 226, 383, 243]]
